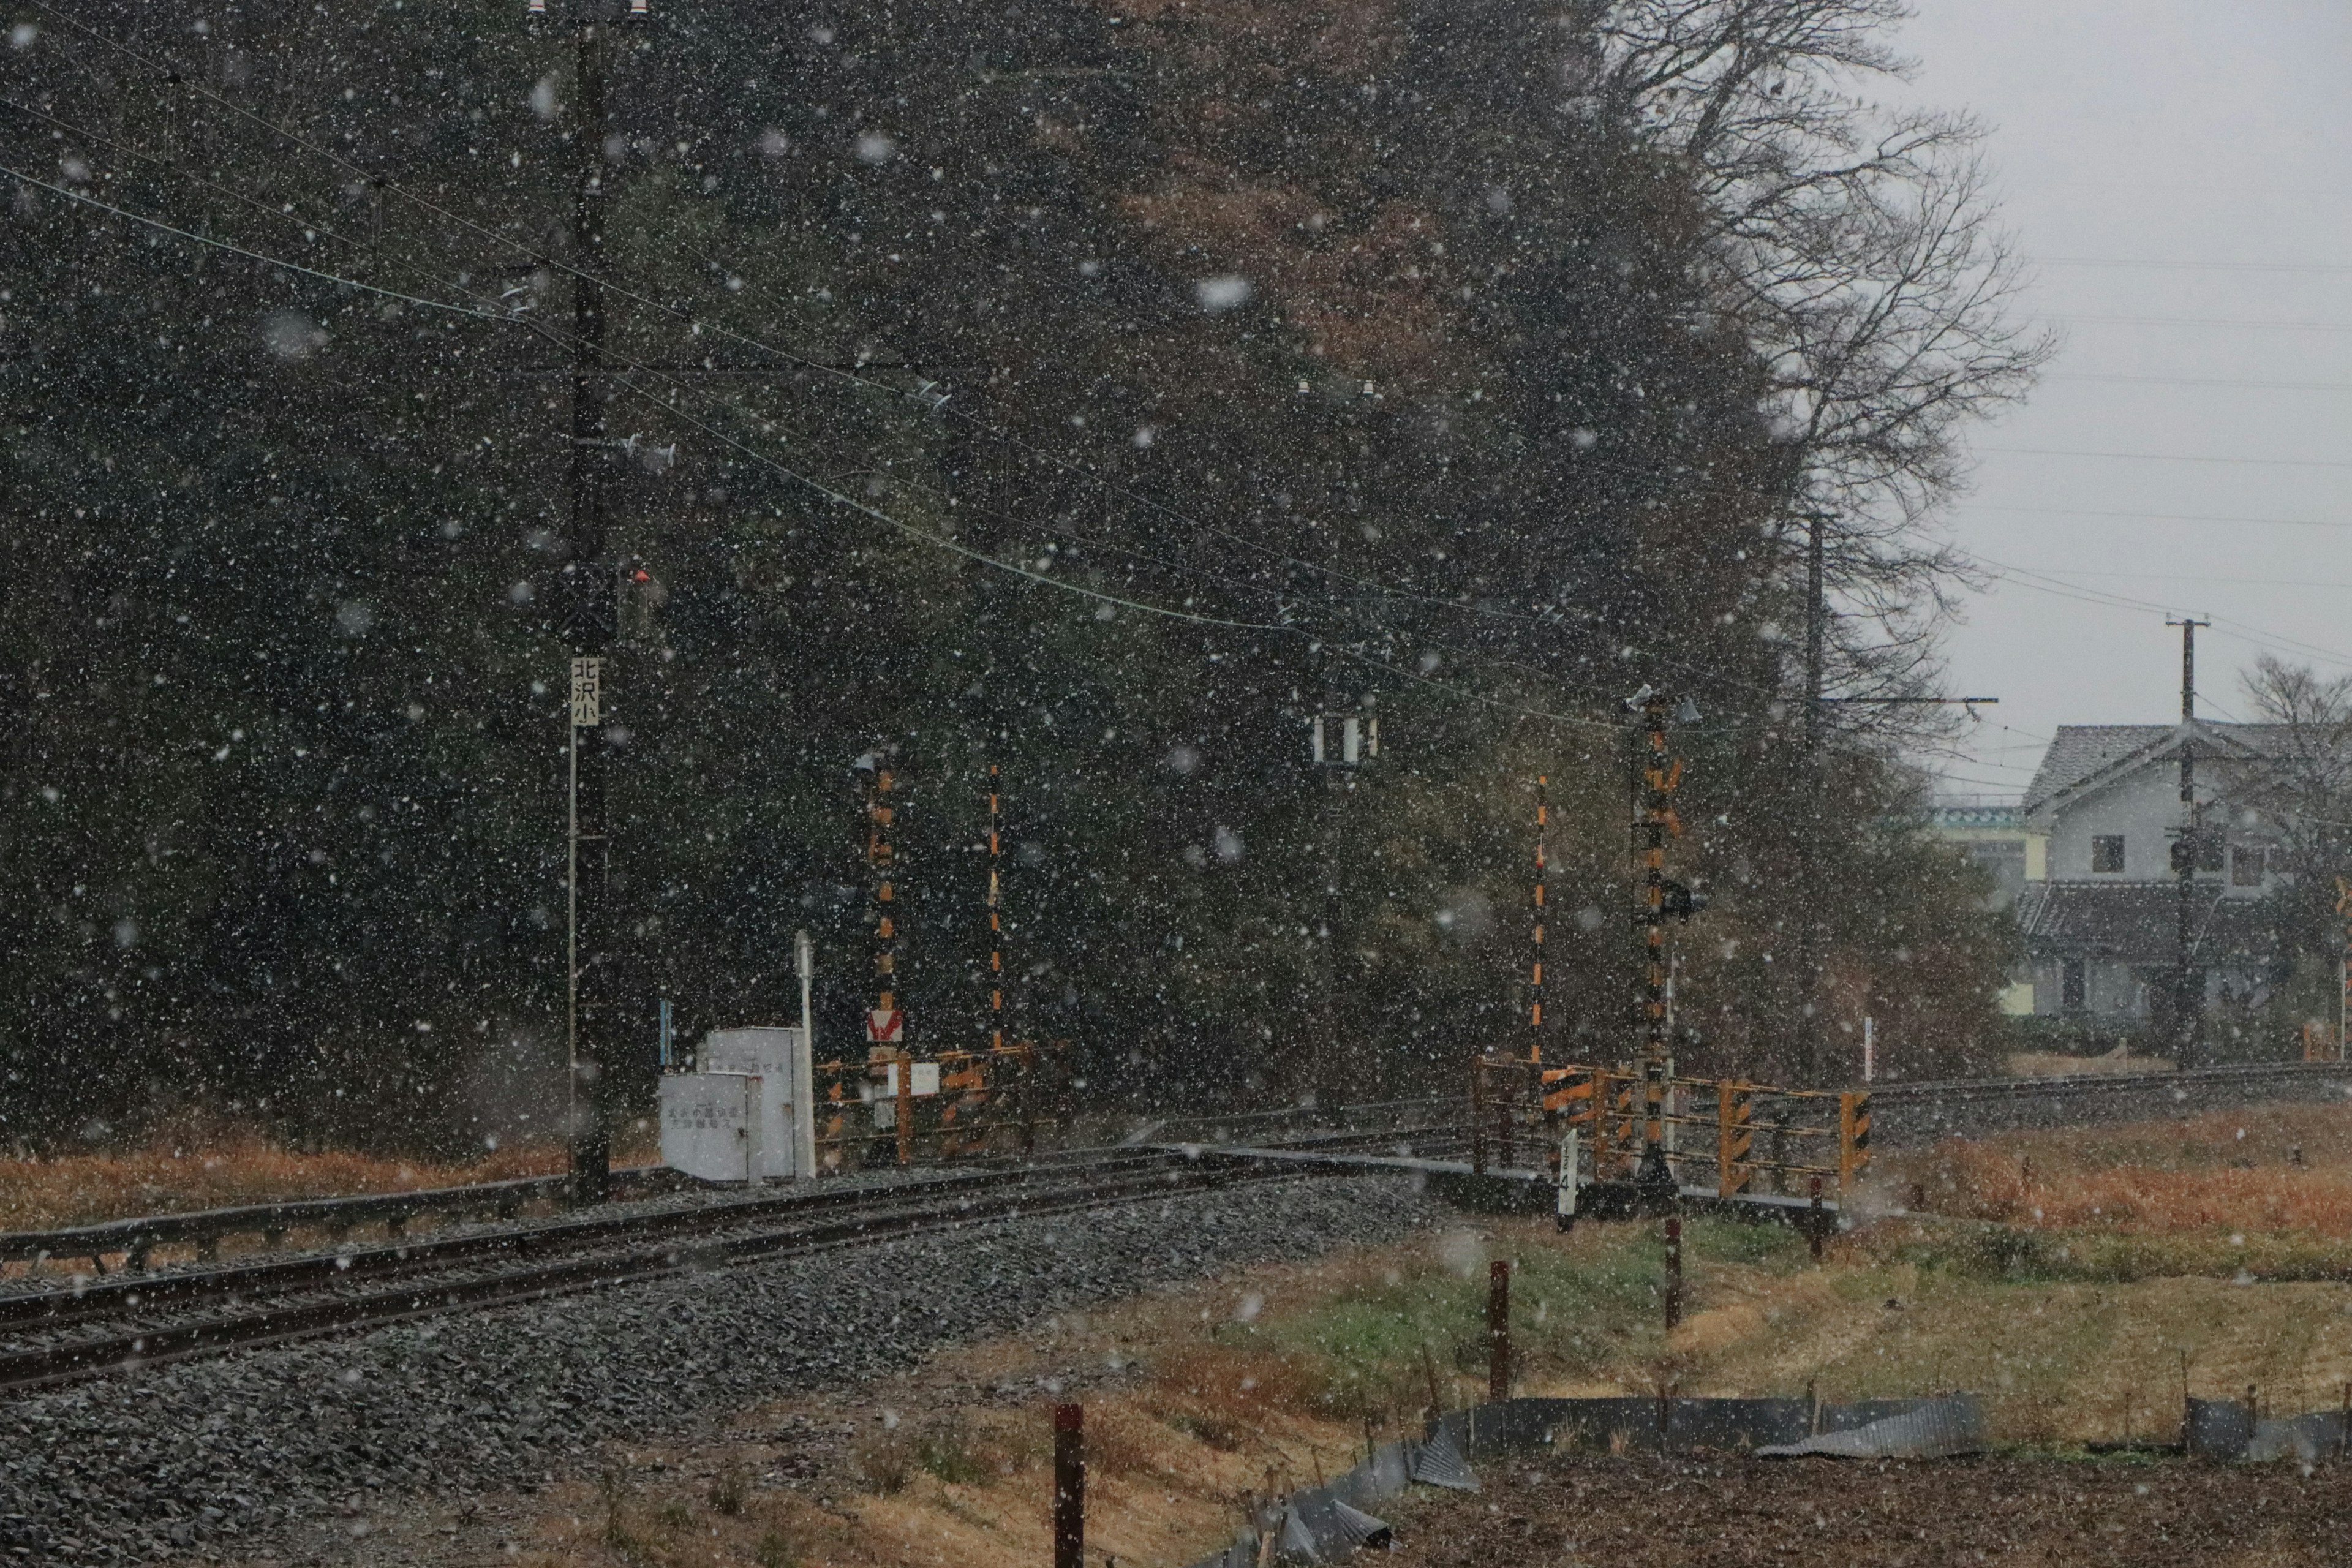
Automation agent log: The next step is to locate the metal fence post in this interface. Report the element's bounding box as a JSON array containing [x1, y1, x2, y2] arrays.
[[1487, 1260, 1511, 1401], [1664, 1216, 1683, 1330], [1052, 1403, 1085, 1568], [1555, 1128, 1580, 1233], [1808, 1174, 1825, 1263]]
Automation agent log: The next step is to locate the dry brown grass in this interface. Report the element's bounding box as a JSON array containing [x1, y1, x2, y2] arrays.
[[0, 1118, 662, 1232], [1885, 1103, 2352, 1234], [2005, 1050, 2174, 1077]]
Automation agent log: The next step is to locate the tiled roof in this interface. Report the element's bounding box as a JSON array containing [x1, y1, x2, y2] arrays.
[[2022, 722, 2301, 811], [2012, 881, 2286, 964]]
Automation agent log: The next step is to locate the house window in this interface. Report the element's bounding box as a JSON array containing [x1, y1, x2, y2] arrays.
[[2232, 845, 2264, 887], [2090, 835, 2125, 874], [2061, 959, 2086, 1012]]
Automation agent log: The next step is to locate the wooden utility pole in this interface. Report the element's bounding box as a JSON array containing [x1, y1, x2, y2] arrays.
[[2169, 616, 2209, 1071]]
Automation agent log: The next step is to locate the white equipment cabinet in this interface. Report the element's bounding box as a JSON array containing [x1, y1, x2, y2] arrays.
[[658, 1024, 815, 1183], [657, 1071, 762, 1184]]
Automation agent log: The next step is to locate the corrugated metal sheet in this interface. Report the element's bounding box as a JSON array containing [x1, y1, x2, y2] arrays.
[[1756, 1396, 1988, 1460]]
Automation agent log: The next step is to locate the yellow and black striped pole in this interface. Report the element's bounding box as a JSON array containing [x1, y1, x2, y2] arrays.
[[988, 764, 1005, 1052], [1633, 695, 1683, 1204], [1642, 698, 1672, 1063], [869, 766, 898, 1037], [866, 764, 914, 1164], [1529, 774, 1547, 1066]]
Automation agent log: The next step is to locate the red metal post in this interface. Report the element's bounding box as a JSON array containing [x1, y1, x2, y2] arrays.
[[1052, 1403, 1084, 1568], [1487, 1260, 1511, 1401], [1664, 1216, 1683, 1330]]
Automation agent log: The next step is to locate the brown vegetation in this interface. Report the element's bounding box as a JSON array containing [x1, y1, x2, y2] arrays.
[[0, 1117, 660, 1234], [1883, 1104, 2352, 1234]]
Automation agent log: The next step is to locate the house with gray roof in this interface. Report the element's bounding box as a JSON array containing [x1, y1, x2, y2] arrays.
[[2010, 721, 2295, 1033]]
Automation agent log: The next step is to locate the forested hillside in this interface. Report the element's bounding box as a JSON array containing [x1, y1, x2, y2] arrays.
[[0, 0, 2040, 1150]]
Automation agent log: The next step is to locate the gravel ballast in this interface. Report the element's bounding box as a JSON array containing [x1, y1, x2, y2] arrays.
[[0, 1172, 1444, 1562]]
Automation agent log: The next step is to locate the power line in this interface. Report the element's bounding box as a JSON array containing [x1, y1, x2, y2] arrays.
[[0, 163, 521, 326], [7, 141, 1635, 736], [1970, 556, 2352, 674], [1988, 567, 2352, 594], [18, 0, 1613, 654], [2036, 312, 2352, 333], [1969, 503, 2352, 532], [2048, 372, 2352, 395], [7, 33, 1824, 728], [1978, 447, 2352, 470], [12, 12, 1946, 737], [2040, 256, 2352, 276]]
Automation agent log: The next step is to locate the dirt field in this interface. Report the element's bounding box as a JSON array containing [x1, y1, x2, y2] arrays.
[[1381, 1451, 2352, 1567]]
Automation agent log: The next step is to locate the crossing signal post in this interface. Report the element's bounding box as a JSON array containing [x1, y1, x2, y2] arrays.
[[855, 752, 913, 1164], [1630, 689, 1703, 1209]]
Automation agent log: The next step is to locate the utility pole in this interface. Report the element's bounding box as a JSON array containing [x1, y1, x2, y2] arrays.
[[541, 0, 646, 1202], [1308, 677, 1377, 1115], [2169, 616, 2209, 1071], [1796, 508, 1829, 1085]]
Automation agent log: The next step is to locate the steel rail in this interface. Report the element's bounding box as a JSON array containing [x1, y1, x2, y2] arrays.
[[0, 1148, 1177, 1336], [0, 1153, 1297, 1396]]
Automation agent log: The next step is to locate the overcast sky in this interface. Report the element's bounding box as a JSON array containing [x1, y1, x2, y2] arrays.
[[1885, 0, 2352, 800]]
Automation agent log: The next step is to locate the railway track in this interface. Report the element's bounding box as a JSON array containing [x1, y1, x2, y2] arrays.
[[0, 1147, 1292, 1396], [6, 1063, 2337, 1398]]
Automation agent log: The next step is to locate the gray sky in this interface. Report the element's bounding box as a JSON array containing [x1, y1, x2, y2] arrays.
[[1887, 0, 2352, 799]]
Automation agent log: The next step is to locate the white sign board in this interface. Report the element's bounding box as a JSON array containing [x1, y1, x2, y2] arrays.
[[883, 1060, 941, 1098], [570, 656, 603, 726]]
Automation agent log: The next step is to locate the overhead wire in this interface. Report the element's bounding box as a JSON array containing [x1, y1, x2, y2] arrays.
[[22, 0, 1867, 728], [2038, 256, 2352, 275], [1, 130, 1647, 736], [1978, 447, 2352, 470], [17, 6, 1978, 737], [0, 161, 520, 326], [1967, 555, 2352, 674], [19, 0, 1626, 652], [2036, 312, 2352, 333], [2046, 372, 2352, 396], [1968, 503, 2352, 532]]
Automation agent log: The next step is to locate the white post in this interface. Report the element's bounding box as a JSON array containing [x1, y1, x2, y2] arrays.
[[1555, 1129, 1580, 1229], [742, 1076, 764, 1188], [795, 929, 819, 1180], [1863, 1016, 1875, 1083]]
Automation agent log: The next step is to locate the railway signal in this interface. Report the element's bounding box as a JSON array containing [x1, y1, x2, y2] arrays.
[[1631, 689, 1702, 1208]]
